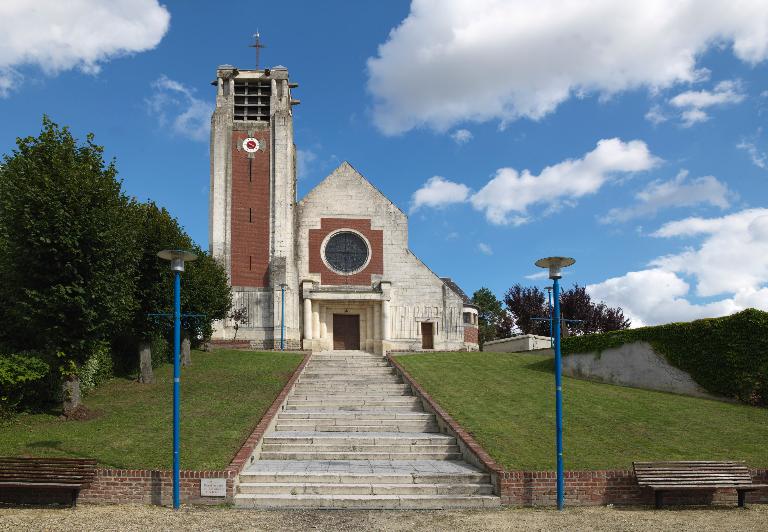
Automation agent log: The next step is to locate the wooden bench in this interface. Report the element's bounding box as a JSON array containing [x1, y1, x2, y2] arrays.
[[634, 460, 768, 508], [0, 457, 97, 507]]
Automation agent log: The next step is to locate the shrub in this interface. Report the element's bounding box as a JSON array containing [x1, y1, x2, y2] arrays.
[[562, 309, 768, 405], [0, 353, 50, 415], [78, 342, 114, 394], [150, 333, 170, 369]]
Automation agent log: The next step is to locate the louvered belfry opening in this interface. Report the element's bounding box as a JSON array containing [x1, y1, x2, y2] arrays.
[[234, 79, 271, 121]]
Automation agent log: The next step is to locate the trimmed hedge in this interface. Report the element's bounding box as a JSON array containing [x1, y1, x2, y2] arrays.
[[562, 309, 768, 406]]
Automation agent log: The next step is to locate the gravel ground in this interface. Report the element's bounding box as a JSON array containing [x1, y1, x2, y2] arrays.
[[1, 504, 767, 532]]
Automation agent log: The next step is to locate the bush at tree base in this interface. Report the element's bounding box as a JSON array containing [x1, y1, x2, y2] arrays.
[[0, 353, 50, 415], [562, 308, 768, 406]]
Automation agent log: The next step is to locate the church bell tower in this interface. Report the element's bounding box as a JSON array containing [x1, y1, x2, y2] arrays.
[[208, 62, 301, 347]]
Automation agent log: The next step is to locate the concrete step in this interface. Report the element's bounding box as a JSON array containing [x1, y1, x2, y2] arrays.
[[298, 377, 402, 384], [261, 443, 459, 454], [301, 370, 397, 377], [287, 397, 419, 405], [283, 405, 424, 413], [307, 362, 386, 366], [275, 423, 439, 432], [262, 432, 454, 445], [293, 386, 411, 394], [278, 411, 434, 420], [234, 493, 500, 509], [258, 451, 464, 460], [239, 468, 490, 486], [290, 393, 412, 400], [237, 482, 493, 496]]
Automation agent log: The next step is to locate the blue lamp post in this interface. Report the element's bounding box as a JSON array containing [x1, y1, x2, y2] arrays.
[[280, 283, 288, 351], [535, 256, 575, 511], [157, 249, 197, 509]]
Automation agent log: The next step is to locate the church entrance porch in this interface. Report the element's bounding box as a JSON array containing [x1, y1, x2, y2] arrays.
[[332, 314, 360, 350]]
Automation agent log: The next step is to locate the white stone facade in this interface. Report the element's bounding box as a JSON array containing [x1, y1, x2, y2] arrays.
[[209, 65, 477, 353]]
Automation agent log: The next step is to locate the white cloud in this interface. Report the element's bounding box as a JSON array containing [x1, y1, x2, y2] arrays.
[[645, 105, 668, 125], [296, 149, 317, 179], [737, 135, 768, 169], [478, 243, 493, 255], [588, 209, 768, 326], [0, 0, 170, 97], [367, 0, 768, 134], [650, 209, 768, 297], [146, 75, 211, 142], [410, 176, 470, 212], [451, 129, 473, 144], [470, 138, 659, 225], [601, 170, 733, 223], [669, 80, 746, 126]]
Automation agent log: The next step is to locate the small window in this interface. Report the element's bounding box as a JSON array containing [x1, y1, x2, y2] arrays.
[[463, 312, 472, 325]]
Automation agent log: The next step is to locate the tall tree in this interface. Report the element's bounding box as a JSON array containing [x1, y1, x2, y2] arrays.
[[504, 284, 550, 336], [471, 287, 507, 349], [504, 282, 631, 336], [119, 201, 231, 370], [560, 284, 631, 334], [0, 118, 140, 411]]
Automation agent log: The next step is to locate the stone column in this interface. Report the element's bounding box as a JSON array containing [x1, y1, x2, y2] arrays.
[[312, 301, 320, 341], [303, 297, 313, 340], [320, 306, 328, 338], [367, 306, 374, 349], [373, 303, 381, 340], [381, 299, 390, 341]]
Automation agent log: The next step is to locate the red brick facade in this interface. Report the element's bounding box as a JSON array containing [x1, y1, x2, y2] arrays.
[[388, 355, 768, 507], [464, 325, 478, 344], [230, 130, 271, 287], [308, 218, 383, 285]]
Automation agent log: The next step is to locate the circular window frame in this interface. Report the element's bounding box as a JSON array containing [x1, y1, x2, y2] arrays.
[[320, 229, 372, 276]]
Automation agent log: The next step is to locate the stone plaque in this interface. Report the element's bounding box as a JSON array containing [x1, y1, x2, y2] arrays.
[[200, 478, 227, 497]]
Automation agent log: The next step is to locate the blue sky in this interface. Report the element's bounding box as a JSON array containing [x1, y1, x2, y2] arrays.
[[1, 1, 767, 327]]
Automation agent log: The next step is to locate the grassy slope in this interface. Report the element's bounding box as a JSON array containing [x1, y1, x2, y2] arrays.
[[394, 352, 768, 471], [0, 350, 303, 470]]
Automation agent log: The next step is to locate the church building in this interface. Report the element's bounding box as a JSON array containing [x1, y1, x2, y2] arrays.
[[209, 64, 479, 353]]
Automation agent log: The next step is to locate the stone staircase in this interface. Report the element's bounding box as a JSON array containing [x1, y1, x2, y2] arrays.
[[235, 350, 499, 509]]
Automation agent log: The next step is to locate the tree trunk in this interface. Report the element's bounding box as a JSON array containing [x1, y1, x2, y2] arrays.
[[181, 331, 191, 367], [139, 341, 154, 384], [62, 375, 81, 414]]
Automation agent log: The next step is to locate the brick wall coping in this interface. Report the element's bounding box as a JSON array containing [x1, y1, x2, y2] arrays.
[[226, 351, 312, 474], [92, 469, 233, 478]]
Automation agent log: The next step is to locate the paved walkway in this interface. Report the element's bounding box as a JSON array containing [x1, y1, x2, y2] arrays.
[[3, 504, 767, 531]]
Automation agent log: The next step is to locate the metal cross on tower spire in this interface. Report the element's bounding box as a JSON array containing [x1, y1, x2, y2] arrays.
[[250, 31, 267, 70]]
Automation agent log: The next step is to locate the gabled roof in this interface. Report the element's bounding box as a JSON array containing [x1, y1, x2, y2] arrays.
[[441, 277, 475, 307], [298, 161, 406, 216]]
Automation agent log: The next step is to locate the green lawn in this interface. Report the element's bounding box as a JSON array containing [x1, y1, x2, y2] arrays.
[[394, 352, 768, 471], [0, 350, 303, 470]]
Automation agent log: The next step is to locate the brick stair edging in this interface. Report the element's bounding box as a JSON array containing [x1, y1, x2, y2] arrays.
[[81, 352, 312, 506], [226, 351, 312, 475], [387, 355, 505, 493], [387, 355, 768, 507]]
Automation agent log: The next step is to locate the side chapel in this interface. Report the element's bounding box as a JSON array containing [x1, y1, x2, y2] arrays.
[[209, 64, 479, 353]]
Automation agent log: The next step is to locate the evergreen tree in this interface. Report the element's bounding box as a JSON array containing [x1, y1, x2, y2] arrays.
[[0, 118, 140, 410]]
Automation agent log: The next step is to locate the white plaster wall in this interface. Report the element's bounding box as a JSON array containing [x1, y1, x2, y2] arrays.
[[296, 162, 466, 350], [484, 335, 552, 352], [563, 341, 718, 399]]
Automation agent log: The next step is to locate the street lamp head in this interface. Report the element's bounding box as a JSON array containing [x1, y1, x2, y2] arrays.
[[158, 249, 198, 272], [535, 256, 576, 280]]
